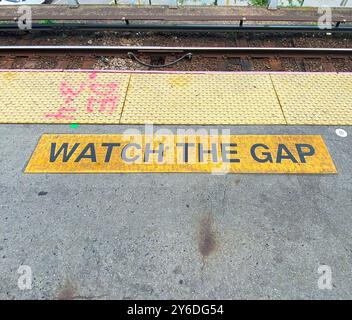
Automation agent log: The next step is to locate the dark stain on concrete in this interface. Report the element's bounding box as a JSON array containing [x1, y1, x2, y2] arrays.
[[38, 191, 48, 196], [198, 214, 217, 259], [57, 280, 76, 300], [173, 265, 182, 275]]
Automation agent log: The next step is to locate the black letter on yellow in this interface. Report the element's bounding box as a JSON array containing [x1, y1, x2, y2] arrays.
[[50, 143, 79, 163], [75, 143, 97, 162], [102, 143, 121, 163], [276, 144, 298, 163], [296, 144, 315, 163], [250, 144, 273, 163]]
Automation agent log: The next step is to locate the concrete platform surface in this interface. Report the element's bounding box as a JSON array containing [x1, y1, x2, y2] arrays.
[[0, 124, 351, 299]]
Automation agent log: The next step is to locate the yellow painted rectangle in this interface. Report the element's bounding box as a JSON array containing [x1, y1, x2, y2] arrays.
[[271, 73, 352, 125], [25, 134, 336, 174], [0, 71, 130, 123], [120, 73, 286, 125]]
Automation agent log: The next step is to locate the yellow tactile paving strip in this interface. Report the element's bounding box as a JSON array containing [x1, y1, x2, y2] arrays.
[[120, 73, 285, 125], [0, 71, 130, 123], [0, 71, 352, 125], [271, 73, 352, 125]]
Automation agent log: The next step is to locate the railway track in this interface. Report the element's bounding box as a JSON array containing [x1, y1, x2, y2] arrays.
[[0, 46, 351, 72], [1, 46, 352, 56], [1, 23, 352, 34], [1, 6, 352, 33]]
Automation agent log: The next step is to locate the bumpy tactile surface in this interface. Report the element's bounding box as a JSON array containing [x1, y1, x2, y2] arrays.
[[120, 73, 286, 125], [271, 73, 352, 125], [0, 71, 130, 123], [1, 71, 352, 125]]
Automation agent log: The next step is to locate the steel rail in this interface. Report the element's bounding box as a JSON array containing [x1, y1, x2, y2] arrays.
[[1, 23, 352, 33], [0, 46, 351, 58], [1, 14, 352, 23]]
